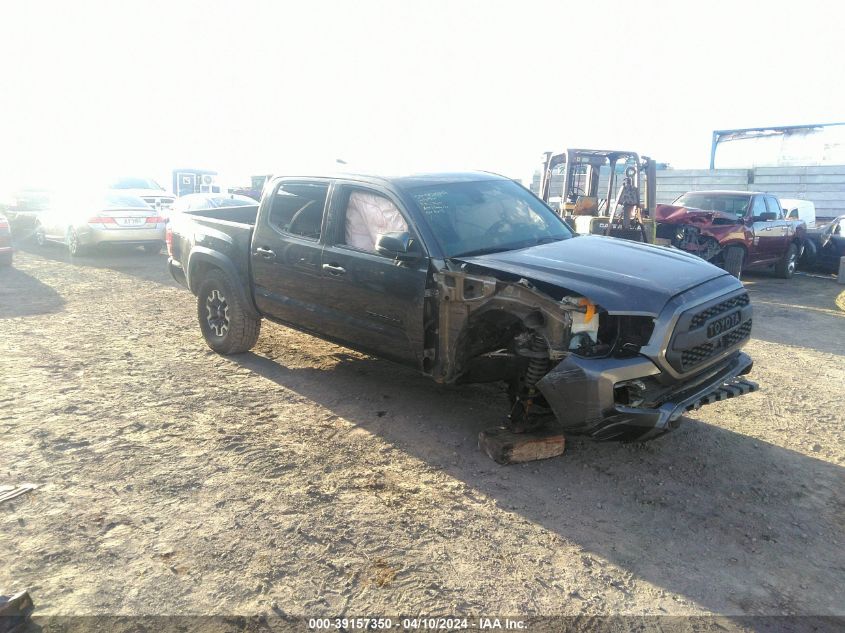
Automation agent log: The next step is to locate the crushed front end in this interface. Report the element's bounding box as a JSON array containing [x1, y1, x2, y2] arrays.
[[432, 268, 757, 442], [538, 276, 757, 441]]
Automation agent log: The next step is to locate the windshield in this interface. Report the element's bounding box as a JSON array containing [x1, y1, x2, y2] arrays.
[[407, 179, 573, 257], [109, 177, 164, 190], [674, 193, 751, 218]]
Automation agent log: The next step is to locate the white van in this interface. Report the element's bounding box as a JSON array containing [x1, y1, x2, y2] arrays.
[[780, 198, 816, 228]]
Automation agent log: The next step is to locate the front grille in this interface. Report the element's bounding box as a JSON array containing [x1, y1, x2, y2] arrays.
[[666, 289, 753, 374], [680, 319, 752, 371], [689, 293, 750, 330]]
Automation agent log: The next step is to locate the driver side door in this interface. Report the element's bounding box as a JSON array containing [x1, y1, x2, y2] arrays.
[[748, 195, 780, 264], [318, 183, 429, 367], [819, 218, 845, 271]]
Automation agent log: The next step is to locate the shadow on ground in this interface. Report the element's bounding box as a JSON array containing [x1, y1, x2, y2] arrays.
[[0, 265, 65, 318], [227, 347, 844, 616]]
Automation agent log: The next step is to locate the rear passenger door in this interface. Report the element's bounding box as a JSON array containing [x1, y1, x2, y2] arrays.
[[318, 183, 429, 367], [251, 179, 331, 332]]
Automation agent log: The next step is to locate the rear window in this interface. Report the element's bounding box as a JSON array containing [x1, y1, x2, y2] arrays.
[[103, 193, 151, 208], [109, 177, 163, 190], [267, 182, 328, 240]]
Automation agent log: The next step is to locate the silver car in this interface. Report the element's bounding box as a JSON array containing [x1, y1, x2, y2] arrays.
[[34, 191, 166, 256]]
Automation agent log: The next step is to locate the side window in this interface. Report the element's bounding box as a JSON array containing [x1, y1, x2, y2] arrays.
[[751, 196, 768, 219], [787, 208, 798, 220], [267, 182, 328, 240], [339, 188, 409, 255], [766, 197, 782, 218]]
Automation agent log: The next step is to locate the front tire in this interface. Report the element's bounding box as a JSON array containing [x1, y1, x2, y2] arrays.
[[722, 246, 744, 278], [197, 270, 261, 354], [776, 243, 798, 279]]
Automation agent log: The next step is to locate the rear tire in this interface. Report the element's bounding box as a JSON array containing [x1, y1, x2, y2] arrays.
[[67, 228, 87, 257], [776, 243, 798, 279], [722, 246, 744, 278], [143, 243, 161, 255], [197, 270, 261, 354], [0, 252, 12, 267], [34, 223, 46, 247]]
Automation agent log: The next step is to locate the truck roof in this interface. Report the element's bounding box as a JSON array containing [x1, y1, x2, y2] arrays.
[[685, 190, 767, 196], [276, 171, 509, 189]]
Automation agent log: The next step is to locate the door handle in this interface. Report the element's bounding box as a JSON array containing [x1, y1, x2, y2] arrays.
[[322, 263, 346, 275], [255, 247, 276, 260]]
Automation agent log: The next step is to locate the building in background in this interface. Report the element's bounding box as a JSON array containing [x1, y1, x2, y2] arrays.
[[711, 122, 845, 169], [172, 168, 222, 197]]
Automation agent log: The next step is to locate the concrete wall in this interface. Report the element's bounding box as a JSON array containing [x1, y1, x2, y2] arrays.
[[533, 165, 845, 220]]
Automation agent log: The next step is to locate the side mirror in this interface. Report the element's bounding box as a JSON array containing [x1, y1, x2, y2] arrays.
[[376, 231, 418, 260]]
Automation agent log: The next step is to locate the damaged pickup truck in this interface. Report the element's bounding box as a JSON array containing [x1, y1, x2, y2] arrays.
[[655, 190, 806, 278], [168, 173, 757, 442]]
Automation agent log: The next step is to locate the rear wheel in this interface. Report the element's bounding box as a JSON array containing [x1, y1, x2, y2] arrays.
[[34, 223, 46, 247], [776, 243, 798, 279], [66, 228, 86, 257], [722, 246, 744, 278], [0, 251, 12, 267], [800, 239, 817, 268], [197, 270, 261, 354], [143, 243, 161, 255]]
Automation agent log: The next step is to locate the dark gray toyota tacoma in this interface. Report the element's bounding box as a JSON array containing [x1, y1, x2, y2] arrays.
[[168, 172, 757, 441]]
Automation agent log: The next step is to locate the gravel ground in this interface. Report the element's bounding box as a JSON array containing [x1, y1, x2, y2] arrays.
[[1, 245, 843, 621]]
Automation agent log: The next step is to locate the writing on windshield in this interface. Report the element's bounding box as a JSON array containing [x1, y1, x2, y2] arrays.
[[408, 179, 572, 257]]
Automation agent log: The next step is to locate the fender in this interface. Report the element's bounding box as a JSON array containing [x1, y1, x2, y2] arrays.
[[187, 247, 260, 318]]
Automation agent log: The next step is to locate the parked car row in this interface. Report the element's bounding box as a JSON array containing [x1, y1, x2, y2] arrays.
[[1, 180, 841, 280], [0, 185, 259, 260]]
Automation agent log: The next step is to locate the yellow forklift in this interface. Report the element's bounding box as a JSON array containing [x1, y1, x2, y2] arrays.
[[537, 149, 657, 243]]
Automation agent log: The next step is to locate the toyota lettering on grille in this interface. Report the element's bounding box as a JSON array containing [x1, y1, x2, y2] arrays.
[[707, 310, 741, 338]]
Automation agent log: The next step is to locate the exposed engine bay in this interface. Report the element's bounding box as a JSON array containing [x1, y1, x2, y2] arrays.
[[655, 223, 722, 261], [427, 269, 659, 435]]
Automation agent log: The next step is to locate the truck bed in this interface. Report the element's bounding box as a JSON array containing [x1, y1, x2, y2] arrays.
[[184, 204, 259, 225], [169, 205, 260, 296]]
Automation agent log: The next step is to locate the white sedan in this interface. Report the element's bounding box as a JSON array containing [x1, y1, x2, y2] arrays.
[[34, 191, 166, 256], [165, 193, 257, 220]]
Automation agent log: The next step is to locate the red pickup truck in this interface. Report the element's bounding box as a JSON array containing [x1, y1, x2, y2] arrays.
[[655, 190, 806, 278]]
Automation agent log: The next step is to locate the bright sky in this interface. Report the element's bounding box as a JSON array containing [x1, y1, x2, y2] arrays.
[[1, 0, 843, 191]]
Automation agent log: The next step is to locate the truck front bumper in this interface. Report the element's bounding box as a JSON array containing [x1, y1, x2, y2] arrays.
[[537, 351, 756, 442]]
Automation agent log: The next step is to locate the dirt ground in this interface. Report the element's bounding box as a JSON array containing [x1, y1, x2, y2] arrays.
[[1, 244, 843, 621]]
